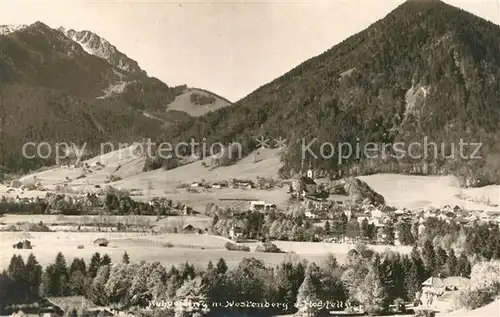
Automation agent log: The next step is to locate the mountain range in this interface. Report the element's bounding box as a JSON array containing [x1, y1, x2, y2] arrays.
[[164, 0, 500, 186], [2, 0, 500, 187], [0, 22, 231, 172]]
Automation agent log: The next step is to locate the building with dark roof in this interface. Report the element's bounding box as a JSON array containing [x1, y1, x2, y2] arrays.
[[38, 296, 114, 317]]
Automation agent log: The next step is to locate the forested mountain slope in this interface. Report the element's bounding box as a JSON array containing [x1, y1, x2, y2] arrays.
[[165, 0, 500, 186]]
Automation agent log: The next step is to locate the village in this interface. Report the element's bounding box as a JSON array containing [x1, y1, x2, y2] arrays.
[[1, 162, 498, 317]]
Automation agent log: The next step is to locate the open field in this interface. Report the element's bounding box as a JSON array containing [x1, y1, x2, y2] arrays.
[[438, 298, 500, 317], [0, 231, 288, 270], [0, 231, 406, 271], [165, 88, 232, 117], [358, 174, 500, 211]]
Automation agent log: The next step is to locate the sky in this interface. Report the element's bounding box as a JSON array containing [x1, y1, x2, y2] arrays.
[[0, 0, 499, 102]]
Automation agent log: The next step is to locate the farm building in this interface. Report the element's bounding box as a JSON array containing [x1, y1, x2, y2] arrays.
[[38, 296, 113, 317], [93, 238, 109, 247], [249, 201, 266, 211], [12, 240, 32, 249], [264, 203, 276, 211], [182, 224, 198, 233]]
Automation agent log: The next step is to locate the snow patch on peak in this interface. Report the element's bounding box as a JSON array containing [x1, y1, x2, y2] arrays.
[[58, 27, 146, 75], [0, 24, 28, 35]]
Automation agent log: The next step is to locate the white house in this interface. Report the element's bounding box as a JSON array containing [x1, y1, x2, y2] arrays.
[[395, 208, 406, 215], [371, 208, 383, 218], [249, 201, 266, 211], [229, 225, 244, 240], [418, 223, 426, 236], [305, 210, 319, 219]]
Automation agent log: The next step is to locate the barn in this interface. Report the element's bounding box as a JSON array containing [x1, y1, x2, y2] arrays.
[[93, 238, 109, 247], [38, 296, 113, 317]]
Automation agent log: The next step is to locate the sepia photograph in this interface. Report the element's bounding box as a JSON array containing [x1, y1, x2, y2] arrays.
[[0, 0, 500, 316]]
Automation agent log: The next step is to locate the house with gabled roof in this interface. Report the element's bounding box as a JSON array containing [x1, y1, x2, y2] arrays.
[[38, 296, 114, 317], [420, 276, 471, 312]]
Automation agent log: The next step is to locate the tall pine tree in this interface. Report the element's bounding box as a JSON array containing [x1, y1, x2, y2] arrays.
[[435, 247, 448, 275], [25, 253, 42, 300], [422, 240, 436, 276], [457, 253, 471, 278], [88, 253, 101, 279], [404, 257, 420, 301], [7, 255, 27, 302], [446, 249, 458, 276], [295, 263, 322, 317]]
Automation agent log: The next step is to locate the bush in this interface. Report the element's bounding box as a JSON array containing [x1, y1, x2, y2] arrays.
[[225, 242, 250, 252], [394, 298, 406, 313], [23, 182, 37, 191], [190, 93, 216, 106], [454, 283, 500, 310], [23, 222, 51, 232], [108, 175, 122, 182], [10, 179, 21, 188], [143, 156, 163, 172], [255, 241, 282, 253], [414, 310, 435, 317]]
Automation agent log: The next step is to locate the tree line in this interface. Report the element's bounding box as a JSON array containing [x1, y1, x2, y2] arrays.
[[3, 217, 500, 316], [0, 241, 474, 317]]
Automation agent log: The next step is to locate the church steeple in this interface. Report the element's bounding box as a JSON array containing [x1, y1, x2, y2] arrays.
[[306, 161, 313, 179]]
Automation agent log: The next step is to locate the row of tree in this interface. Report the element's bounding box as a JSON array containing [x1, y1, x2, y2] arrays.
[[0, 239, 474, 317], [4, 218, 500, 316]]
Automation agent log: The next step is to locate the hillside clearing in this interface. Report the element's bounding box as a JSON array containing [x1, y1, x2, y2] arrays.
[[165, 88, 231, 117]]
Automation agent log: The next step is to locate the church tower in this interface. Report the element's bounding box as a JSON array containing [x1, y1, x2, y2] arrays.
[[306, 161, 313, 179]]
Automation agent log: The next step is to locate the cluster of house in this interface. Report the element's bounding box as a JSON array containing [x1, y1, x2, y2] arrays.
[[1, 192, 102, 208], [59, 160, 107, 174], [147, 197, 195, 215], [414, 205, 500, 225], [226, 200, 277, 240], [190, 177, 285, 191], [190, 178, 256, 189], [309, 200, 500, 245]]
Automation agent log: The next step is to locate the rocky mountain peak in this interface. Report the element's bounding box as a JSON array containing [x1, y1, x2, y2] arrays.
[[58, 27, 146, 75], [0, 24, 28, 35]]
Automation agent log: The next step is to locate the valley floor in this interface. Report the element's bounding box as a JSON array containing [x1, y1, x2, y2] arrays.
[[0, 230, 412, 271]]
